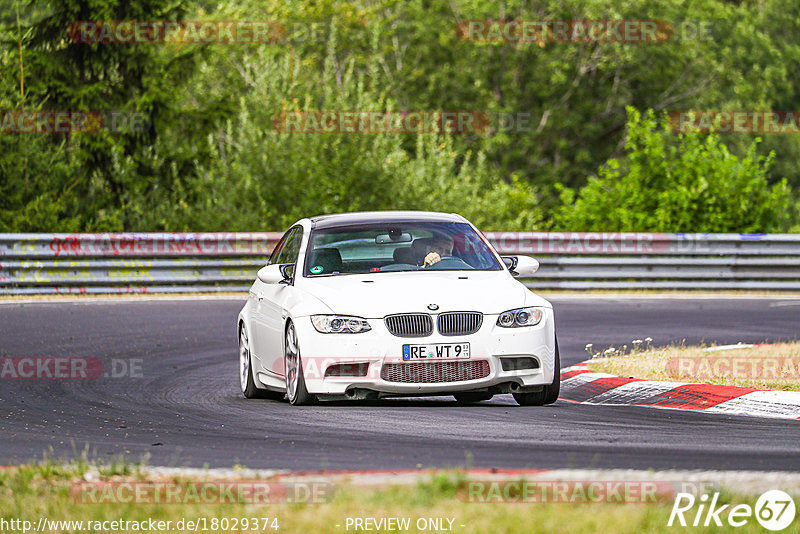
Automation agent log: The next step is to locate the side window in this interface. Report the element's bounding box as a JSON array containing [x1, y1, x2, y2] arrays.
[[271, 226, 303, 267], [268, 229, 292, 265], [279, 228, 303, 265]]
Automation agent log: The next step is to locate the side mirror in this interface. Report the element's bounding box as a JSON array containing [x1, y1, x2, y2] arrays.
[[257, 264, 294, 284], [503, 255, 539, 277], [501, 256, 518, 271]]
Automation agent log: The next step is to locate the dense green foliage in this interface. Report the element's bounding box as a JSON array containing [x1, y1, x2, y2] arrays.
[[1, 0, 799, 231], [555, 108, 792, 232]]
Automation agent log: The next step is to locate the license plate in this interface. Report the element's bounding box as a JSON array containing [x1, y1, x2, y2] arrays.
[[402, 343, 470, 360]]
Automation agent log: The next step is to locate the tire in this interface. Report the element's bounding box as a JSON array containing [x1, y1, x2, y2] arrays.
[[513, 338, 561, 406], [453, 392, 494, 404], [240, 324, 284, 400], [284, 322, 316, 406]]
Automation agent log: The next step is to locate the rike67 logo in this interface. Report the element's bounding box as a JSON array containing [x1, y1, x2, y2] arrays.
[[669, 490, 796, 530]]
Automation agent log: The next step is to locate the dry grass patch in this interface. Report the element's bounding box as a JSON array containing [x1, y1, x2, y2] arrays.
[[587, 342, 800, 391]]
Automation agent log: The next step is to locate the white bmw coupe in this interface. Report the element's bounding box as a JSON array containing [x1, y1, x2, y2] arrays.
[[237, 211, 559, 406]]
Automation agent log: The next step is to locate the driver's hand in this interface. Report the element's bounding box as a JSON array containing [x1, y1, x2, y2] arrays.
[[423, 252, 441, 267]]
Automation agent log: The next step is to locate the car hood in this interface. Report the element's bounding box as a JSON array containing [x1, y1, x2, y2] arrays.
[[296, 271, 550, 318]]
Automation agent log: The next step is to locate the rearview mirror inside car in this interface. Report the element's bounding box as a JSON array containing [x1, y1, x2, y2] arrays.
[[376, 231, 413, 244]]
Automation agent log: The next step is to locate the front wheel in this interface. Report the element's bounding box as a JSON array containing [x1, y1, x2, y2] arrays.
[[284, 322, 316, 406], [513, 339, 560, 406]]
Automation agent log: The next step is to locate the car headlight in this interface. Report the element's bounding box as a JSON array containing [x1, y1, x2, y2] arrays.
[[311, 315, 372, 334], [496, 307, 544, 328]]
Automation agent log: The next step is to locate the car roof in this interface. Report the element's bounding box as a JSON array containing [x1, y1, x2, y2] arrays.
[[308, 211, 468, 229]]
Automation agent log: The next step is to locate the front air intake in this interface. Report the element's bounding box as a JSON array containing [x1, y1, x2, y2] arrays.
[[380, 360, 490, 383], [500, 357, 540, 371]]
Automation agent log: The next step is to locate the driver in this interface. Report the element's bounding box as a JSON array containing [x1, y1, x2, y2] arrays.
[[423, 234, 454, 267]]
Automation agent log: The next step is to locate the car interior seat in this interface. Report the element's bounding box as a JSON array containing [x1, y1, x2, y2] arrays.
[[393, 246, 415, 264], [410, 238, 433, 265]]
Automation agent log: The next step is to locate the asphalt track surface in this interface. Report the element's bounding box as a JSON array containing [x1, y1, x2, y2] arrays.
[[1, 296, 799, 471]]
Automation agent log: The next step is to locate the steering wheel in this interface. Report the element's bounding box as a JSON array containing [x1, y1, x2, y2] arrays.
[[425, 256, 472, 269]]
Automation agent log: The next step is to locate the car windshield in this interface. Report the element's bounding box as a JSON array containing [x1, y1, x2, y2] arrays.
[[303, 221, 502, 276]]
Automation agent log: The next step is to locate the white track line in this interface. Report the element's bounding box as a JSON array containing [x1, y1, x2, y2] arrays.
[[705, 390, 800, 419]]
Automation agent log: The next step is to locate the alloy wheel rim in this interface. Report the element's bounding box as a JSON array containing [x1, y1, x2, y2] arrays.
[[239, 328, 250, 392], [285, 325, 299, 400]]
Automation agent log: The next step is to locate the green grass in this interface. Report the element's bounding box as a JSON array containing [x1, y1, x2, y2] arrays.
[[2, 462, 800, 533]]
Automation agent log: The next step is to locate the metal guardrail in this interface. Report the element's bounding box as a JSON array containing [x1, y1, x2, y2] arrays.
[[486, 232, 800, 290], [1, 232, 799, 294], [0, 233, 281, 295]]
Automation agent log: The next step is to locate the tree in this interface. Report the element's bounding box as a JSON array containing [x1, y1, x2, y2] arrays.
[[1, 0, 202, 231], [555, 107, 792, 232]]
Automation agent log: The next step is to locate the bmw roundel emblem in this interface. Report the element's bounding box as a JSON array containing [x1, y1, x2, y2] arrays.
[[427, 304, 439, 311]]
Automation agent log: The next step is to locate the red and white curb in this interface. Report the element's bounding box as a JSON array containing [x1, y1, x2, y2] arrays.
[[560, 362, 800, 419]]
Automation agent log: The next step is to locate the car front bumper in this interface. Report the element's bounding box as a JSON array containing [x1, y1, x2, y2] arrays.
[[292, 310, 557, 396]]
